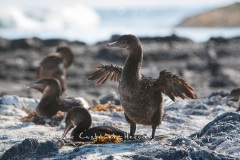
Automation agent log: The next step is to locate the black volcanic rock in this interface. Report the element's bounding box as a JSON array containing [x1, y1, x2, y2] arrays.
[[0, 38, 10, 51], [41, 39, 86, 47], [190, 112, 240, 151], [139, 34, 193, 43], [0, 37, 86, 51], [136, 113, 240, 159], [208, 91, 229, 99], [0, 138, 58, 160], [42, 38, 70, 47], [97, 34, 193, 45], [209, 37, 231, 44], [95, 47, 126, 62], [137, 138, 235, 160], [190, 112, 240, 139], [209, 75, 236, 88], [10, 38, 43, 49]]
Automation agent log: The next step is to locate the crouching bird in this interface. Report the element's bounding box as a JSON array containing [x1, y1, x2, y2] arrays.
[[62, 107, 127, 142], [87, 34, 196, 139], [61, 107, 92, 141], [226, 88, 240, 112], [26, 78, 87, 118]]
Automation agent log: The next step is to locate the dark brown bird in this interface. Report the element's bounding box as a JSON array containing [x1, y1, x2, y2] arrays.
[[26, 78, 86, 118], [37, 46, 73, 94], [87, 34, 196, 139], [226, 88, 240, 112], [62, 107, 126, 141], [62, 107, 92, 141]]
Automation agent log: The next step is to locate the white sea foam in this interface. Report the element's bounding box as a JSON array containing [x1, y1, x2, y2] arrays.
[[0, 0, 240, 44], [0, 4, 99, 30]]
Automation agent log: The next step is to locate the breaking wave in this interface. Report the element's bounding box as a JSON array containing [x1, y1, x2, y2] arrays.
[[0, 4, 100, 30]]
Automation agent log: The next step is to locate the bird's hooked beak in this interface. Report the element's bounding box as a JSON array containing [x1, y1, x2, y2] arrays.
[[61, 121, 74, 139], [107, 40, 127, 48], [25, 81, 46, 92]]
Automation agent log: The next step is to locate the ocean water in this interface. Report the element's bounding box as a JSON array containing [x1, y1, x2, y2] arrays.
[[0, 0, 240, 44]]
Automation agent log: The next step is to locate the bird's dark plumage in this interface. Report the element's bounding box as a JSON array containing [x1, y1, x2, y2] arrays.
[[76, 126, 126, 142], [26, 78, 85, 118], [37, 46, 73, 94], [226, 88, 240, 112], [87, 63, 122, 84], [156, 70, 195, 101], [62, 107, 126, 142], [62, 107, 92, 141], [87, 34, 196, 139]]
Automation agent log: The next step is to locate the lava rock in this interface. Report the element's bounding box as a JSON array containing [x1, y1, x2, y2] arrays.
[[209, 74, 236, 88], [190, 112, 240, 139], [41, 39, 86, 47], [208, 91, 229, 99], [131, 155, 155, 160], [207, 91, 229, 105], [138, 147, 234, 160], [185, 109, 210, 116], [95, 47, 126, 62], [194, 104, 208, 110], [10, 38, 43, 49], [0, 38, 10, 51], [190, 150, 234, 160], [190, 112, 240, 154], [0, 138, 58, 160], [163, 115, 186, 123], [42, 39, 70, 47], [187, 63, 207, 71], [140, 34, 193, 43], [99, 92, 121, 105]]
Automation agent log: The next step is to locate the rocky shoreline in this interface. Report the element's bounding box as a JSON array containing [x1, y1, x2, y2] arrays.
[[1, 34, 240, 101], [0, 34, 240, 159], [0, 94, 239, 159]]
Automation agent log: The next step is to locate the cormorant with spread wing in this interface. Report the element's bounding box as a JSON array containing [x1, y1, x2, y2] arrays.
[[87, 35, 196, 139]]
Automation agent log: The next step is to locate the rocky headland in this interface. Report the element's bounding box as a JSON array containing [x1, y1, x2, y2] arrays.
[[178, 2, 240, 27]]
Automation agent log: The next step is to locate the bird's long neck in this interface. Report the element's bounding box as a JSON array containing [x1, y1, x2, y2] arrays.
[[38, 86, 60, 110], [61, 52, 73, 69], [37, 96, 58, 118], [122, 46, 143, 82]]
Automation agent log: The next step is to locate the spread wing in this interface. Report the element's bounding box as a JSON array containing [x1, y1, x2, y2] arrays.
[[155, 70, 196, 101], [87, 63, 122, 85]]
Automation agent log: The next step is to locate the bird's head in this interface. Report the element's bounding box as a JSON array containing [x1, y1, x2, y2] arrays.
[[107, 34, 141, 52], [26, 78, 62, 95], [61, 112, 75, 139], [61, 107, 88, 139]]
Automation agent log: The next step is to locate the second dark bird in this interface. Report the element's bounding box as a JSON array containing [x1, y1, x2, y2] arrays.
[[26, 78, 87, 118], [37, 46, 73, 94]]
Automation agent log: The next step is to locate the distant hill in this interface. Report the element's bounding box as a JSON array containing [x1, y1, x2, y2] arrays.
[[178, 2, 240, 27]]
